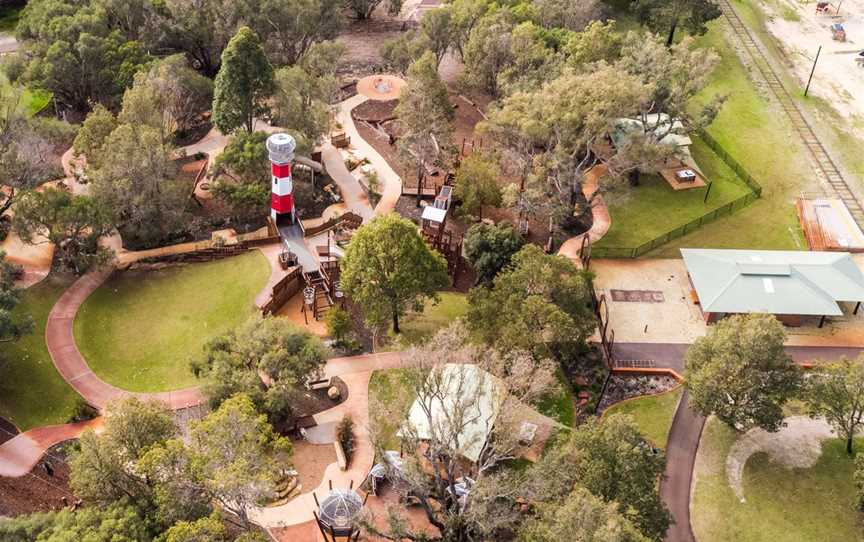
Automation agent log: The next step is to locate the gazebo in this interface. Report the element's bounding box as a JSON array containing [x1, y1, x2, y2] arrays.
[[313, 483, 367, 541]]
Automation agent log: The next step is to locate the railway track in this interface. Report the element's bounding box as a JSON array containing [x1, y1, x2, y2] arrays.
[[717, 0, 864, 228]]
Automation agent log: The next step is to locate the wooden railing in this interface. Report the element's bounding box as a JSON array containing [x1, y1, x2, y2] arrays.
[[261, 267, 303, 316]]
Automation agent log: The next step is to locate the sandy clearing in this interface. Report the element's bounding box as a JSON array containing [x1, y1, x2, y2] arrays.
[[725, 415, 836, 502], [762, 0, 864, 122]]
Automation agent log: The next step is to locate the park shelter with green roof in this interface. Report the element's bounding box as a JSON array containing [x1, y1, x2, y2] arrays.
[[681, 248, 864, 327]]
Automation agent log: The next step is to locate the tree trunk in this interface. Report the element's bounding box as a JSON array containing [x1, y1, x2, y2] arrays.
[[666, 19, 678, 47], [848, 436, 854, 454], [0, 187, 15, 218], [392, 311, 400, 334]]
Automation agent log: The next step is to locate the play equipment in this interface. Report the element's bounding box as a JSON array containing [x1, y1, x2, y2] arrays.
[[831, 23, 846, 42]]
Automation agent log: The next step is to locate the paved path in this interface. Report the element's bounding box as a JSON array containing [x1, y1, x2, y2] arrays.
[[557, 165, 612, 261], [333, 94, 402, 216], [251, 352, 404, 530], [44, 268, 205, 411], [660, 391, 704, 542], [0, 419, 103, 478]]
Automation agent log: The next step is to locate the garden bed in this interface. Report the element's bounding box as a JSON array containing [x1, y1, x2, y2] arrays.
[[597, 374, 680, 412], [0, 442, 74, 516]]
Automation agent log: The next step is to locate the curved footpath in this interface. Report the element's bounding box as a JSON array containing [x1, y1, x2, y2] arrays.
[[557, 164, 611, 261], [0, 419, 103, 477], [44, 268, 205, 411], [617, 342, 864, 542]]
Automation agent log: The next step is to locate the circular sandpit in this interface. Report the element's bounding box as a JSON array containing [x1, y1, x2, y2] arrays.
[[356, 74, 406, 101]]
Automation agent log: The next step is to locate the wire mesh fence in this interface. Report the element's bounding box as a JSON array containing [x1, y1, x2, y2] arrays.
[[591, 130, 764, 259]]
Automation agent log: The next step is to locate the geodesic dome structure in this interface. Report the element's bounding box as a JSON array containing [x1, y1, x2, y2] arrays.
[[316, 488, 364, 539]]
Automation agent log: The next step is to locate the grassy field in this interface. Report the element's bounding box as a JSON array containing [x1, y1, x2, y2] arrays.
[[595, 137, 753, 250], [643, 18, 810, 256], [396, 291, 468, 346], [368, 368, 416, 451], [692, 418, 864, 542], [603, 386, 683, 449], [0, 73, 52, 117], [0, 275, 81, 431], [73, 252, 270, 392]]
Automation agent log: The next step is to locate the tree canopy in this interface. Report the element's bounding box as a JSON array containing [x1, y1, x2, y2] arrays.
[[190, 315, 327, 425], [634, 0, 721, 46], [395, 51, 455, 193], [212, 26, 275, 134], [527, 415, 671, 540], [517, 487, 650, 542], [340, 213, 450, 335], [805, 355, 864, 454], [454, 152, 502, 219], [463, 222, 524, 285], [466, 244, 595, 358], [13, 188, 113, 273], [685, 314, 802, 432]]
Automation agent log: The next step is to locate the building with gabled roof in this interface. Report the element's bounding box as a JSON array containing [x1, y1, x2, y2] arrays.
[[681, 248, 864, 326]]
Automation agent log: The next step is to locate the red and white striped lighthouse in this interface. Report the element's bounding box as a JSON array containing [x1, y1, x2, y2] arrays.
[[266, 133, 296, 225]]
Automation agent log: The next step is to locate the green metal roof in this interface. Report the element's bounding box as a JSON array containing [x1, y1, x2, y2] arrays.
[[681, 249, 864, 316]]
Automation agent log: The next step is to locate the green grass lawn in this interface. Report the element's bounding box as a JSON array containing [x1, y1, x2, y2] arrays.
[[644, 18, 809, 256], [368, 368, 416, 451], [396, 291, 468, 346], [594, 137, 753, 251], [603, 386, 683, 449], [0, 275, 81, 430], [0, 73, 52, 117], [73, 252, 270, 392], [536, 366, 576, 427], [692, 418, 864, 542]]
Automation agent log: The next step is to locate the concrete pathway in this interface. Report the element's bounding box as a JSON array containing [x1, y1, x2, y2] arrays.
[[558, 165, 612, 261], [0, 419, 103, 478], [44, 268, 204, 411], [661, 391, 704, 542], [333, 94, 402, 216], [251, 353, 404, 531]]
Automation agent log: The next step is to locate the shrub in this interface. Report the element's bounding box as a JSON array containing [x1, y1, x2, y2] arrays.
[[67, 397, 99, 423], [336, 414, 356, 466], [325, 307, 352, 345]]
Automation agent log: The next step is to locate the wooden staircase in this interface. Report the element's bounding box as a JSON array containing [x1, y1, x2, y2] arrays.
[[303, 268, 335, 320]]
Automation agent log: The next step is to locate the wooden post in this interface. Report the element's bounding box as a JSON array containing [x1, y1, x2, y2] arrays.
[[854, 301, 861, 315], [805, 46, 821, 97], [703, 181, 713, 204], [819, 315, 826, 328]]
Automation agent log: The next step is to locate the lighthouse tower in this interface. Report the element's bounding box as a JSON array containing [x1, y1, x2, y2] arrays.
[[266, 133, 296, 225]]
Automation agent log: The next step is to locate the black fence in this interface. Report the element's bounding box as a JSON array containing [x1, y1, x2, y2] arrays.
[[591, 130, 764, 259]]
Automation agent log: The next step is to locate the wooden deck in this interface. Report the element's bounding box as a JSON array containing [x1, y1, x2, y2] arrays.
[[659, 163, 707, 191]]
